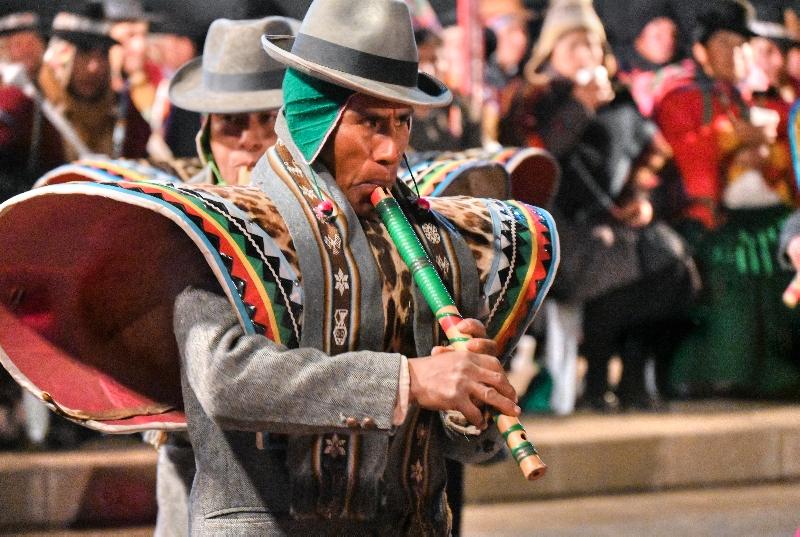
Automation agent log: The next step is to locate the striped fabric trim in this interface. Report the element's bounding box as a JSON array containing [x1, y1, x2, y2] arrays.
[[490, 202, 558, 354]]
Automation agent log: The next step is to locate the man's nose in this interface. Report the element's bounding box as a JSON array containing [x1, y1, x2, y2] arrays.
[[238, 117, 266, 152], [373, 132, 402, 166]]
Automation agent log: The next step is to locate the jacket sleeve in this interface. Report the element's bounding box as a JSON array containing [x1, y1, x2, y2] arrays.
[[174, 285, 403, 435]]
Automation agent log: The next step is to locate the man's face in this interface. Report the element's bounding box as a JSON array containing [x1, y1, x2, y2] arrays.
[[635, 17, 677, 65], [788, 47, 800, 80], [0, 31, 45, 77], [110, 21, 149, 78], [750, 37, 785, 87], [209, 111, 278, 185], [495, 19, 529, 70], [319, 93, 412, 217], [549, 29, 605, 81], [69, 47, 111, 100], [696, 30, 748, 84]]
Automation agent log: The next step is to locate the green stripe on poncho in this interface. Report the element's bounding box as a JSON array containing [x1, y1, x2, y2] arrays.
[[282, 68, 354, 164]]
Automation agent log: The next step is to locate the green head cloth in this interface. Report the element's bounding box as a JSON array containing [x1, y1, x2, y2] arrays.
[[282, 68, 355, 164]]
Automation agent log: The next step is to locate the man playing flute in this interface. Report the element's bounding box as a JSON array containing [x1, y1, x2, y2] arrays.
[[175, 2, 525, 534], [0, 0, 556, 535]]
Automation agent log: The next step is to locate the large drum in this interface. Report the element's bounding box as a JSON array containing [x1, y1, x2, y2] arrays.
[[403, 146, 560, 207], [0, 159, 559, 433]]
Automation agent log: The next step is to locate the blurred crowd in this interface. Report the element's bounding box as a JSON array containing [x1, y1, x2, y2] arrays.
[[1, 0, 800, 451]]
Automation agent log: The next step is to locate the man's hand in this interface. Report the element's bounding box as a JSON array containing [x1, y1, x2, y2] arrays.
[[407, 319, 520, 430]]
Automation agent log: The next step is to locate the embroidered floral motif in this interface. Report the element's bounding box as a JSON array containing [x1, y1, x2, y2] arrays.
[[300, 185, 318, 200], [324, 434, 347, 458], [421, 222, 441, 244], [324, 231, 342, 255], [415, 426, 428, 442], [410, 460, 424, 483], [334, 268, 350, 296], [435, 255, 450, 277], [285, 161, 305, 179], [333, 309, 349, 346]]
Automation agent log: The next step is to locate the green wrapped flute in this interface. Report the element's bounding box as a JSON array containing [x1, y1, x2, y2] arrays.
[[370, 187, 546, 481]]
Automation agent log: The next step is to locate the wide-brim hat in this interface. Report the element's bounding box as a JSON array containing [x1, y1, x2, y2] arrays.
[[102, 0, 160, 23], [693, 0, 757, 44], [169, 16, 300, 114], [0, 11, 43, 37], [404, 146, 560, 207], [51, 11, 118, 50], [749, 19, 800, 50], [526, 0, 608, 75], [261, 0, 452, 108]]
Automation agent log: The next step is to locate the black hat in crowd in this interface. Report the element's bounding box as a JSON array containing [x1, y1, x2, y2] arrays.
[[51, 2, 118, 50], [693, 0, 756, 44], [629, 0, 677, 41], [0, 11, 42, 37], [102, 0, 159, 22], [749, 19, 800, 51]]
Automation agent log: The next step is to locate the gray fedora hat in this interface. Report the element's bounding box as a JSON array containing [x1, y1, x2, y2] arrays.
[[261, 0, 452, 108], [169, 16, 300, 114]]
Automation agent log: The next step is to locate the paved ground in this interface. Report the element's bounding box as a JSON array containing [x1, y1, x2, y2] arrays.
[[462, 481, 800, 537]]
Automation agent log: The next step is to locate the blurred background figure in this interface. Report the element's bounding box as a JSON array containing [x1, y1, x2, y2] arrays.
[[146, 12, 204, 159], [480, 0, 532, 147], [655, 0, 800, 399], [38, 2, 151, 161], [150, 16, 296, 537], [0, 11, 65, 202], [615, 0, 694, 118], [409, 27, 482, 152], [106, 0, 161, 120], [500, 0, 696, 412]]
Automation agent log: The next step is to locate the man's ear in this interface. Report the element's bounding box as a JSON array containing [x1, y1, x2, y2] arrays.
[[692, 42, 708, 69]]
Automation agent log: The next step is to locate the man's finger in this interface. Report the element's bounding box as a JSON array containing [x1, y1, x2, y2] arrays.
[[471, 353, 504, 373], [465, 337, 497, 357], [471, 383, 520, 418], [474, 368, 517, 402], [456, 318, 487, 339], [458, 401, 487, 430]]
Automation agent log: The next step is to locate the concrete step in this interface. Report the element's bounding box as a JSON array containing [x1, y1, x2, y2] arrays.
[[6, 528, 153, 537], [0, 440, 157, 532], [465, 401, 800, 503], [462, 480, 800, 537], [1, 401, 799, 531]]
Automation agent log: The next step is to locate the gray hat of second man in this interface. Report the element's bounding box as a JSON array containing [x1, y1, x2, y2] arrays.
[[169, 16, 299, 114], [261, 0, 452, 108]]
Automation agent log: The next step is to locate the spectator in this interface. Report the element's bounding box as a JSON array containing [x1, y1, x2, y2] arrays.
[[408, 28, 481, 152], [0, 11, 65, 201], [481, 0, 532, 146], [654, 0, 800, 398], [616, 1, 695, 117], [501, 0, 696, 411], [146, 15, 204, 159], [38, 3, 151, 161], [106, 0, 162, 122], [747, 20, 798, 201]]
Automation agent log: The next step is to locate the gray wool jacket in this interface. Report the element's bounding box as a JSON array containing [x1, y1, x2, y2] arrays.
[[175, 120, 503, 536]]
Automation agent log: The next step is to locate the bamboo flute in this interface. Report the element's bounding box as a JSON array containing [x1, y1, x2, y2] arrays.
[[370, 187, 546, 481]]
